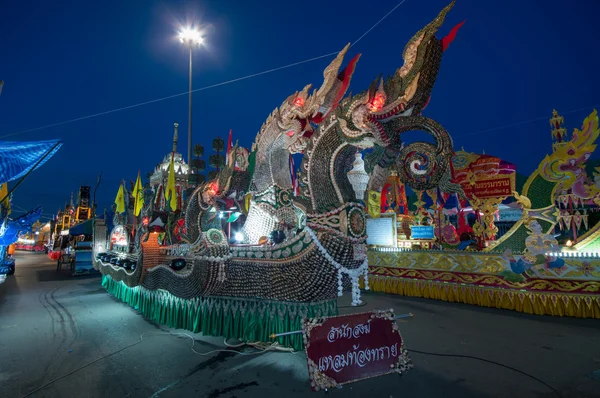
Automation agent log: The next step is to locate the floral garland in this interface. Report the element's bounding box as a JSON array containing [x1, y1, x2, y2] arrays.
[[304, 225, 369, 306]]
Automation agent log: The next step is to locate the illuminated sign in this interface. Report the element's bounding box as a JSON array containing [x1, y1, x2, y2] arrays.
[[110, 225, 129, 247], [410, 225, 435, 240], [460, 174, 516, 200], [366, 213, 397, 247]]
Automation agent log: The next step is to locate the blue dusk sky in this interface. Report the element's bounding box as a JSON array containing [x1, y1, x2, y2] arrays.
[[1, 0, 598, 219]]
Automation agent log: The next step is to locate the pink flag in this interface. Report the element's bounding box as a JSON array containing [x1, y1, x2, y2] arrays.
[[289, 155, 299, 196], [226, 129, 233, 154]]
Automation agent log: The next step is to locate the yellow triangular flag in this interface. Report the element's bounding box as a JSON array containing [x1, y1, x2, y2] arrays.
[[0, 183, 10, 215], [367, 190, 381, 218], [132, 172, 144, 217], [166, 154, 177, 211], [244, 193, 252, 213], [114, 183, 125, 214]]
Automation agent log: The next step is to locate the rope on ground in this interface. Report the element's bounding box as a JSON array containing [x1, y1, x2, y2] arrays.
[[223, 338, 297, 352]]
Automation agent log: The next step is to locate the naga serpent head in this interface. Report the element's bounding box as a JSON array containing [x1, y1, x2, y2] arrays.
[[540, 109, 599, 190], [275, 44, 360, 154], [336, 1, 458, 148], [199, 146, 238, 206]]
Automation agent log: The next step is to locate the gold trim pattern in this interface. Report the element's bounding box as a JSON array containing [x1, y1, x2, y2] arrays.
[[365, 274, 600, 319], [368, 251, 509, 274], [369, 266, 600, 293], [369, 250, 600, 280]]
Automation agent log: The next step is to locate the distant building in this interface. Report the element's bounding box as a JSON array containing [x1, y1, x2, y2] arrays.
[[149, 123, 190, 211]]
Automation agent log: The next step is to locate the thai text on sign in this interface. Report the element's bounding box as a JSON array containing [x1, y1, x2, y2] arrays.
[[303, 310, 412, 391], [461, 175, 515, 199]]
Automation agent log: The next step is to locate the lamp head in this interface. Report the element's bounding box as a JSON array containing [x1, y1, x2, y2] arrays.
[[178, 27, 203, 46]]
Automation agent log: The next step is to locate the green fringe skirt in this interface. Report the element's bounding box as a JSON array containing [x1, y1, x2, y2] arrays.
[[102, 275, 338, 351]]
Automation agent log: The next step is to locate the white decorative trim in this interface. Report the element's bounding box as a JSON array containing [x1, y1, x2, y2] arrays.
[[146, 263, 194, 278], [196, 254, 232, 263], [98, 259, 138, 276], [162, 244, 191, 257], [304, 225, 368, 306]]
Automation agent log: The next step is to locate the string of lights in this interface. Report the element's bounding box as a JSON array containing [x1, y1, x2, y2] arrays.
[[0, 1, 408, 140]]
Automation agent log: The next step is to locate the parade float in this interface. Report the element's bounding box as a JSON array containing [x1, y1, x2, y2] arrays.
[[93, 1, 598, 356], [49, 186, 103, 275], [0, 139, 63, 278], [94, 2, 467, 351], [366, 109, 600, 319]]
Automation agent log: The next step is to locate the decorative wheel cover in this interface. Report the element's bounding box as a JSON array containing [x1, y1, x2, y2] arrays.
[[206, 228, 226, 245], [278, 188, 292, 207], [348, 207, 366, 238]]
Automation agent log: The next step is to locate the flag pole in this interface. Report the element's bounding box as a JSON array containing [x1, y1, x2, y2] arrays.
[[93, 172, 102, 217], [132, 171, 139, 238]]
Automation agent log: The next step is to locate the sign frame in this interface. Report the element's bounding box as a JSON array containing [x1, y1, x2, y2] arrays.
[[302, 309, 412, 391], [365, 212, 397, 247], [461, 173, 516, 200]]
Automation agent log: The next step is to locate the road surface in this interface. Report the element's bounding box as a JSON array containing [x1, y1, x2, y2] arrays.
[[1, 251, 599, 398]]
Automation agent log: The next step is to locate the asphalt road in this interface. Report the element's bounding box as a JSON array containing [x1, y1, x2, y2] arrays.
[[1, 251, 599, 398]]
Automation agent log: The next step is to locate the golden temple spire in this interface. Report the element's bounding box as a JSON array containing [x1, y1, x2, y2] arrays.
[[550, 109, 567, 150]]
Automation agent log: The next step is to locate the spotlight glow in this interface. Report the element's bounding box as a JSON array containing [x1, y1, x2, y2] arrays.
[[178, 27, 203, 45]]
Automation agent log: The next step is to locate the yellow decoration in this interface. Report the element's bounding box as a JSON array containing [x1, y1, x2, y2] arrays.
[[470, 196, 505, 240], [365, 249, 600, 319], [244, 193, 252, 213], [114, 183, 125, 214], [368, 250, 506, 274], [367, 190, 381, 218], [132, 172, 144, 217], [363, 274, 600, 319], [0, 183, 10, 215], [166, 154, 177, 211], [539, 109, 600, 192]]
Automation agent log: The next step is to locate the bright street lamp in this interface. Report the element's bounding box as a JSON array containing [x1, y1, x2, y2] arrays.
[[178, 26, 203, 165]]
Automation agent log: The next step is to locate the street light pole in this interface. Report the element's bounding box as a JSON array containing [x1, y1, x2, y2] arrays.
[[178, 26, 203, 165], [187, 46, 193, 165]]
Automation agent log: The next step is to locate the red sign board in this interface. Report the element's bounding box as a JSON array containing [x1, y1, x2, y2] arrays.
[[303, 310, 412, 391], [460, 175, 515, 199]]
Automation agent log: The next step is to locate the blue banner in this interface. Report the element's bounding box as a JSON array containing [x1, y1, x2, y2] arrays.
[[0, 139, 62, 184], [411, 225, 435, 240]]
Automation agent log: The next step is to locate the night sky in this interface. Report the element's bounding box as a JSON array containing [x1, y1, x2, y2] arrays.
[[1, 0, 598, 220]]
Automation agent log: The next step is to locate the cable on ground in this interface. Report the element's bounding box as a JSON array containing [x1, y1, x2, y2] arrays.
[[407, 349, 562, 398], [20, 331, 287, 398]]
